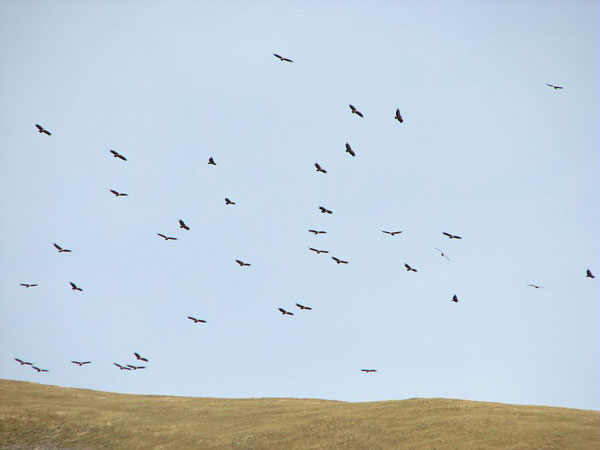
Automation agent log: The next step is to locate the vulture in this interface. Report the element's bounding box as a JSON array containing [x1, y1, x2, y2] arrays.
[[114, 363, 131, 370], [442, 232, 462, 239], [69, 282, 83, 291], [404, 264, 417, 272], [527, 284, 545, 289], [20, 283, 38, 288], [32, 366, 49, 372], [349, 104, 364, 117], [361, 369, 377, 373], [546, 84, 563, 89], [435, 248, 450, 260], [109, 189, 128, 197], [53, 243, 71, 253], [157, 233, 177, 241], [382, 230, 402, 236], [295, 303, 312, 310], [109, 149, 127, 161], [179, 220, 190, 230], [71, 361, 92, 366], [278, 307, 294, 316], [127, 365, 146, 370], [331, 256, 348, 264], [452, 295, 459, 303], [273, 53, 293, 63], [587, 269, 595, 279], [208, 157, 216, 165], [308, 229, 327, 235], [35, 124, 52, 135], [319, 206, 333, 214], [235, 259, 251, 266], [225, 198, 236, 205], [395, 109, 404, 123], [309, 247, 328, 254], [188, 316, 207, 323], [315, 162, 327, 173], [345, 143, 356, 157], [134, 352, 148, 362], [15, 358, 32, 366]]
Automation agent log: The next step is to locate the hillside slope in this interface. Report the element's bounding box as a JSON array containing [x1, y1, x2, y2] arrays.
[[1, 379, 598, 449]]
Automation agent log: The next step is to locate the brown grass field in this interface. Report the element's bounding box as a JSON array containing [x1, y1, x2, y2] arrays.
[[1, 379, 598, 449]]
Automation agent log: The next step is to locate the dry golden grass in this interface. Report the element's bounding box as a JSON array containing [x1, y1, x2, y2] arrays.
[[1, 379, 598, 449]]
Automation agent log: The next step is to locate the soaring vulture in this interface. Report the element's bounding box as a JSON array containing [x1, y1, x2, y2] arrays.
[[71, 361, 92, 366], [20, 283, 38, 288], [225, 198, 236, 205], [109, 149, 127, 161], [295, 303, 312, 310], [235, 259, 251, 266], [452, 295, 459, 303], [15, 358, 32, 366], [546, 84, 563, 89], [35, 124, 51, 135], [188, 316, 207, 323], [53, 243, 71, 253], [109, 189, 128, 197], [309, 247, 328, 254], [308, 229, 327, 235], [134, 352, 148, 362], [435, 248, 450, 260], [345, 143, 356, 157], [404, 264, 417, 272], [278, 307, 294, 316], [314, 162, 327, 173], [361, 369, 377, 373], [69, 282, 83, 291], [382, 230, 402, 236], [157, 233, 177, 241], [442, 232, 462, 239], [273, 53, 293, 63], [208, 157, 216, 165], [587, 269, 595, 279], [349, 104, 364, 117], [395, 109, 404, 123], [319, 206, 333, 214], [527, 284, 545, 289], [179, 220, 190, 230], [331, 256, 348, 264]]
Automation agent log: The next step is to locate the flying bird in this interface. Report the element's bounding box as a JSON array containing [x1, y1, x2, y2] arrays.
[[208, 157, 216, 165], [435, 248, 450, 260], [331, 256, 348, 264], [308, 229, 327, 235], [345, 143, 356, 157], [179, 220, 190, 230], [295, 303, 312, 310], [349, 104, 364, 117], [134, 352, 148, 362], [235, 259, 251, 266], [70, 282, 83, 291], [361, 369, 377, 373], [32, 366, 49, 372], [20, 283, 38, 288], [15, 358, 32, 366], [273, 53, 293, 63], [404, 264, 417, 272], [527, 284, 545, 289], [546, 84, 564, 90], [382, 230, 402, 236], [114, 363, 131, 370], [187, 316, 207, 323], [109, 189, 128, 197], [157, 233, 177, 241], [309, 247, 329, 254], [319, 206, 333, 214], [587, 269, 595, 279], [278, 308, 294, 316], [109, 150, 127, 161], [442, 232, 462, 239], [53, 243, 71, 253], [395, 109, 404, 123], [35, 124, 52, 135], [127, 365, 146, 370], [225, 198, 236, 205], [314, 162, 327, 173], [71, 361, 92, 366], [452, 295, 459, 303]]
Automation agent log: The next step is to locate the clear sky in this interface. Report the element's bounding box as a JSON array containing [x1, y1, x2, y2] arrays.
[[1, 0, 598, 411]]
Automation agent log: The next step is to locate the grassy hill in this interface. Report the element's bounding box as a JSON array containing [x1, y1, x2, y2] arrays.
[[1, 379, 598, 449]]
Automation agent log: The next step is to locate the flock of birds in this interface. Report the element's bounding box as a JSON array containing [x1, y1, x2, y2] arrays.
[[14, 53, 595, 378]]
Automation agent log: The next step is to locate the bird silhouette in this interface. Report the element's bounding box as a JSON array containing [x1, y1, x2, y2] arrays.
[[134, 352, 148, 362], [331, 256, 348, 264], [109, 189, 128, 197], [295, 303, 312, 310], [53, 243, 71, 253], [361, 369, 377, 373], [273, 53, 293, 62], [127, 365, 146, 370], [32, 366, 49, 372], [20, 283, 38, 288], [15, 358, 32, 366], [225, 198, 236, 205], [452, 295, 459, 303], [319, 206, 333, 214], [157, 233, 177, 241], [442, 232, 462, 239], [114, 363, 131, 370], [208, 157, 216, 165], [345, 143, 356, 157], [404, 264, 417, 272], [315, 162, 327, 173], [546, 84, 564, 89], [527, 284, 545, 289], [308, 229, 327, 235], [349, 104, 364, 117], [278, 307, 294, 316], [179, 220, 190, 230], [109, 149, 127, 161], [70, 282, 83, 291], [235, 259, 251, 266], [309, 247, 329, 254], [435, 248, 450, 260], [35, 124, 52, 135], [395, 109, 404, 123], [187, 316, 207, 323], [71, 361, 92, 366], [587, 269, 595, 279], [382, 230, 402, 236]]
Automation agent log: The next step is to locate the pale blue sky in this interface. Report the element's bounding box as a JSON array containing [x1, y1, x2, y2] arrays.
[[1, 0, 598, 410]]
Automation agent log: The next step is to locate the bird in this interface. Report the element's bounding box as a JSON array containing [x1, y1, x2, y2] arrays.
[[273, 53, 293, 63], [295, 303, 312, 310], [20, 283, 38, 288], [15, 358, 32, 366], [309, 247, 329, 254], [157, 233, 177, 241], [32, 366, 49, 372], [308, 229, 327, 235], [315, 162, 327, 173], [435, 248, 450, 260], [278, 308, 294, 316], [187, 316, 207, 323], [404, 264, 417, 272], [319, 206, 333, 214], [70, 282, 83, 291], [134, 352, 148, 362], [345, 143, 356, 157], [395, 109, 404, 123], [527, 284, 545, 289], [442, 232, 462, 239], [587, 269, 595, 279], [179, 220, 190, 230], [127, 365, 146, 370], [53, 243, 71, 253], [109, 149, 127, 161], [71, 361, 92, 366], [349, 104, 364, 117], [35, 124, 51, 135], [331, 256, 348, 264], [225, 198, 236, 205], [114, 363, 131, 370], [546, 84, 564, 90], [109, 189, 128, 197], [235, 259, 251, 266], [452, 295, 459, 303], [382, 230, 402, 236], [361, 369, 377, 373], [208, 157, 216, 165]]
